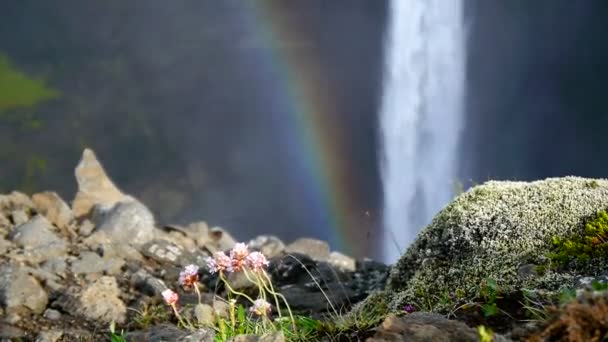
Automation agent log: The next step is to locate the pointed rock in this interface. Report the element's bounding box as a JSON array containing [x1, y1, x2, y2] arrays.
[[72, 149, 130, 218]]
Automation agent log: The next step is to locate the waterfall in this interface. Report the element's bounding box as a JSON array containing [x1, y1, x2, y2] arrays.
[[379, 0, 466, 263]]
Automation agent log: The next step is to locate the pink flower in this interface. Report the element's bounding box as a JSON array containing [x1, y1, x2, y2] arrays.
[[246, 251, 269, 272], [178, 264, 199, 287], [206, 251, 232, 274], [250, 298, 272, 316], [162, 289, 179, 306], [230, 243, 250, 272]]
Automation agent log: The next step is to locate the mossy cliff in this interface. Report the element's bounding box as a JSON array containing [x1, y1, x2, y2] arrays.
[[380, 176, 608, 312]]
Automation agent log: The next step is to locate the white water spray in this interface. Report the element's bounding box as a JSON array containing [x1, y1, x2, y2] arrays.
[[379, 0, 466, 263]]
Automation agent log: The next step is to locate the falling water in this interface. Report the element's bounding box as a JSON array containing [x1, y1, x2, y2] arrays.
[[379, 0, 466, 263]]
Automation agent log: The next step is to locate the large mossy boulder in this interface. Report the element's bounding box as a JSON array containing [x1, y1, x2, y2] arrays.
[[385, 176, 608, 311]]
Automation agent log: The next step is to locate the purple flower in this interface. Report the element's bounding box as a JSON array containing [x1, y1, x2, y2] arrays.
[[178, 264, 199, 287], [246, 251, 269, 272], [206, 251, 232, 274], [404, 304, 416, 313]]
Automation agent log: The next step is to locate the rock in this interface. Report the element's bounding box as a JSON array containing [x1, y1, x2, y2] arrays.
[[387, 177, 608, 310], [328, 251, 356, 272], [163, 221, 209, 249], [72, 148, 132, 218], [285, 238, 330, 262], [125, 325, 215, 342], [142, 239, 208, 266], [43, 308, 62, 321], [90, 200, 156, 246], [0, 323, 25, 339], [195, 303, 215, 326], [41, 257, 67, 277], [0, 237, 12, 255], [79, 276, 126, 324], [0, 264, 48, 314], [32, 191, 73, 230], [11, 209, 29, 226], [130, 269, 168, 297], [206, 226, 237, 252], [0, 191, 35, 212], [9, 215, 65, 249], [35, 329, 63, 342], [248, 235, 285, 258], [96, 242, 143, 262], [78, 219, 95, 236], [229, 332, 285, 342], [368, 313, 479, 342], [70, 251, 124, 275], [7, 241, 68, 264]]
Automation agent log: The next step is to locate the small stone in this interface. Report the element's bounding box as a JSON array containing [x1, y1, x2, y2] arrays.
[[78, 219, 95, 236], [328, 251, 356, 272], [285, 238, 330, 262], [0, 191, 35, 211], [97, 243, 143, 262], [79, 276, 126, 324], [0, 265, 48, 314], [195, 303, 215, 327], [11, 210, 29, 226], [7, 241, 68, 264], [9, 215, 65, 249], [212, 300, 230, 319], [0, 237, 12, 255], [260, 332, 285, 342], [41, 257, 68, 276], [71, 252, 124, 275], [35, 330, 63, 342], [248, 235, 285, 258], [32, 192, 73, 230], [369, 313, 478, 342], [206, 227, 236, 252], [43, 308, 62, 321]]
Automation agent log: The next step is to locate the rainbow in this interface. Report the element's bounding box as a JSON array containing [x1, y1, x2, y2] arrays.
[[233, 3, 364, 255]]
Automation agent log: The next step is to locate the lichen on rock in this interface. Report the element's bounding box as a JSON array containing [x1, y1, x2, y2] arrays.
[[386, 176, 608, 311]]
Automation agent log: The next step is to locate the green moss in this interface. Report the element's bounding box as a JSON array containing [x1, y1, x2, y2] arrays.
[[0, 54, 60, 112], [549, 210, 608, 266]]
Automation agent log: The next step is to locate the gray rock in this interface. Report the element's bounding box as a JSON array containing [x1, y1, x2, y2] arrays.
[[142, 240, 208, 267], [71, 252, 124, 275], [0, 264, 48, 314], [32, 191, 73, 230], [79, 276, 126, 324], [11, 209, 29, 226], [43, 308, 62, 321], [285, 238, 330, 262], [71, 148, 132, 218], [41, 257, 68, 277], [368, 313, 479, 342], [125, 325, 215, 342], [206, 226, 237, 252], [7, 241, 68, 264], [130, 269, 168, 297], [230, 332, 285, 342], [248, 235, 285, 258], [9, 215, 65, 249], [35, 329, 63, 342], [91, 200, 156, 246]]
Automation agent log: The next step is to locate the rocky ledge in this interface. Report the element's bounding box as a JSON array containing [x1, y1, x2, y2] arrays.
[[2, 149, 608, 342]]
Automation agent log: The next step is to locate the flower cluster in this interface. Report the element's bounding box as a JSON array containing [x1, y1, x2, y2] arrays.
[[205, 242, 269, 274], [161, 241, 290, 331]]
